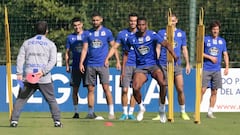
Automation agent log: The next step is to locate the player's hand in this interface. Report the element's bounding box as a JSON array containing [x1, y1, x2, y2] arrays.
[[66, 66, 70, 73], [104, 59, 109, 67], [116, 61, 121, 70], [185, 64, 191, 75], [80, 64, 85, 73], [210, 56, 218, 64], [224, 68, 229, 75]]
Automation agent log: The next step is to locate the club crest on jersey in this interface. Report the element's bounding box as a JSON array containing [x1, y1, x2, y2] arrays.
[[218, 40, 223, 45], [208, 47, 219, 56], [145, 36, 151, 42], [177, 32, 182, 37], [138, 45, 150, 55], [91, 39, 102, 48]]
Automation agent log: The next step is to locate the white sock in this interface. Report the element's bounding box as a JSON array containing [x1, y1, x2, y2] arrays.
[[159, 103, 165, 113], [123, 106, 128, 115], [138, 102, 145, 111], [129, 107, 135, 115], [74, 105, 78, 113], [109, 104, 114, 115], [208, 107, 214, 115], [180, 105, 186, 113]]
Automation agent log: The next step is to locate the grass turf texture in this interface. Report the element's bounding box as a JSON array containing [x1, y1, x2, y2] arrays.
[[0, 112, 239, 135]]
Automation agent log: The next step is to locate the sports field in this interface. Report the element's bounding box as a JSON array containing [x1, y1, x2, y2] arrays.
[[0, 112, 239, 135]]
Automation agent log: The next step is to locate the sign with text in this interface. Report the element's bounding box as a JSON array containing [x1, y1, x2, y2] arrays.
[[0, 66, 239, 112]]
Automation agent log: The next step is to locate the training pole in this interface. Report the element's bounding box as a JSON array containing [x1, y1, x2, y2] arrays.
[[166, 8, 174, 122], [5, 5, 13, 120], [194, 7, 205, 124]]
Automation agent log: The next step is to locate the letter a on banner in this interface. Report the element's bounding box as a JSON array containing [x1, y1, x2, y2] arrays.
[[5, 5, 13, 120]]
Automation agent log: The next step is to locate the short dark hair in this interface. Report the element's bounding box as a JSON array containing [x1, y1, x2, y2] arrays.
[[91, 11, 102, 18], [209, 20, 221, 30], [35, 21, 48, 35], [71, 17, 82, 24], [129, 13, 138, 18], [137, 17, 147, 22]]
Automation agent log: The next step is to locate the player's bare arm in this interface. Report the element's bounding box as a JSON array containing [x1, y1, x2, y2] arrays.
[[161, 40, 178, 61], [79, 42, 88, 73], [65, 48, 70, 72], [182, 46, 191, 74], [203, 53, 217, 64], [121, 51, 129, 81], [156, 44, 161, 60], [104, 41, 120, 68], [223, 51, 229, 75]]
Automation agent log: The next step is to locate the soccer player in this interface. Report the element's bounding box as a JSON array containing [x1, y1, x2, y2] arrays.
[[11, 21, 62, 127], [124, 17, 177, 122], [65, 17, 89, 119], [79, 11, 120, 119], [105, 13, 138, 120], [201, 20, 229, 118], [152, 13, 191, 120]]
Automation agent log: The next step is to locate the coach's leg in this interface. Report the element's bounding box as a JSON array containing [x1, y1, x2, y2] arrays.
[[39, 83, 61, 122], [11, 83, 36, 127]]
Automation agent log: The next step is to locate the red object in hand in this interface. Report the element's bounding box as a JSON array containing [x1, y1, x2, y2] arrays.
[[26, 73, 40, 84]]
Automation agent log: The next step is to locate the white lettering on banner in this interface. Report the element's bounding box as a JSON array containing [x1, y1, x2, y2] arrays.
[[144, 79, 159, 104], [114, 75, 134, 104], [220, 88, 234, 95], [96, 75, 113, 104], [235, 77, 240, 84], [143, 79, 168, 104], [201, 68, 240, 112], [6, 74, 18, 102], [7, 74, 42, 103], [7, 74, 72, 104], [52, 74, 71, 104], [236, 89, 240, 95], [222, 78, 233, 84], [115, 75, 121, 104]]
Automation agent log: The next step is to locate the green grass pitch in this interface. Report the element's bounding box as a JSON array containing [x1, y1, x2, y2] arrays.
[[0, 112, 239, 135]]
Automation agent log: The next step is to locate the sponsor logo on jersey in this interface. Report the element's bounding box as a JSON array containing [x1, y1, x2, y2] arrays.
[[138, 45, 150, 55]]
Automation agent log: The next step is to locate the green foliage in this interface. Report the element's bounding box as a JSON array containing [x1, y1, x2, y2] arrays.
[[0, 0, 240, 66]]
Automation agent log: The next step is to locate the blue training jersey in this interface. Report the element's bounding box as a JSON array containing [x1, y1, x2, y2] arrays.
[[66, 31, 89, 69], [203, 35, 227, 71], [157, 28, 187, 66], [116, 28, 136, 66], [84, 26, 114, 66], [126, 30, 164, 68]]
